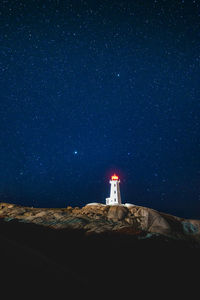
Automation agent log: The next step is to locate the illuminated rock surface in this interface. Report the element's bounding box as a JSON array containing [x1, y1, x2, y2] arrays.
[[0, 202, 200, 242], [0, 202, 199, 299]]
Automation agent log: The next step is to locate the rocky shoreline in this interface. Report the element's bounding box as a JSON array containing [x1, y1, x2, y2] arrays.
[[0, 202, 200, 298], [0, 202, 200, 245]]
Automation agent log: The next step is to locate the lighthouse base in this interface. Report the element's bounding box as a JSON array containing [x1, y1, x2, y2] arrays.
[[106, 198, 121, 206]]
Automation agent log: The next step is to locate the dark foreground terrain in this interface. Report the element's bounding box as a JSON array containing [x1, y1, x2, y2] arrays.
[[0, 203, 199, 299]]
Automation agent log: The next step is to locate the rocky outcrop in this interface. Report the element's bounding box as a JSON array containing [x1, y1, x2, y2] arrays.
[[0, 202, 200, 299], [107, 205, 128, 221], [0, 202, 200, 244]]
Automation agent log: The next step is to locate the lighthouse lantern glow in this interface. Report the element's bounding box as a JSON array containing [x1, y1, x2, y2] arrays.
[[111, 174, 119, 181]]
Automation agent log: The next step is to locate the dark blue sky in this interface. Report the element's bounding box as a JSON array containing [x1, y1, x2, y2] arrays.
[[0, 0, 200, 218]]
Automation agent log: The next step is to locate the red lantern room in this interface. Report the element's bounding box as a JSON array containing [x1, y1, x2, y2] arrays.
[[111, 174, 119, 181]]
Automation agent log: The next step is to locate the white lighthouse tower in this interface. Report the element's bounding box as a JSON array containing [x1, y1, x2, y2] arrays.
[[106, 174, 122, 205]]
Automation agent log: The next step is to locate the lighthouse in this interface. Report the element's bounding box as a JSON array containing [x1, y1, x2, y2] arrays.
[[106, 174, 122, 205]]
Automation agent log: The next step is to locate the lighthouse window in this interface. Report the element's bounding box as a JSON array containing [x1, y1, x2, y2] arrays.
[[114, 184, 116, 187], [114, 191, 116, 194]]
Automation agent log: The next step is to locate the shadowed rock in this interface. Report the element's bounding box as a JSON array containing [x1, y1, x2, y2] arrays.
[[0, 202, 199, 299], [0, 202, 200, 243]]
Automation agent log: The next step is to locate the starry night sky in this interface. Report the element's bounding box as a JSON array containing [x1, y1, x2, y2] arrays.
[[0, 0, 200, 218]]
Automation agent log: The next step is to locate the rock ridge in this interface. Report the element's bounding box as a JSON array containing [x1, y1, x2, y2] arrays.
[[0, 202, 200, 244]]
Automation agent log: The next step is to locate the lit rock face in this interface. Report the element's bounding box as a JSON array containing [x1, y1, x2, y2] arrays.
[[107, 205, 128, 221], [0, 202, 200, 244], [0, 202, 199, 299]]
